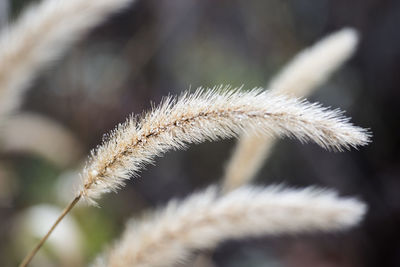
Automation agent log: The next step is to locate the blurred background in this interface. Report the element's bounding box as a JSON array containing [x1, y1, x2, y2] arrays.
[[1, 0, 399, 266]]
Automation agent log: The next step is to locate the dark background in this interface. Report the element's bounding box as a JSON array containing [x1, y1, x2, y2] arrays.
[[1, 0, 399, 266]]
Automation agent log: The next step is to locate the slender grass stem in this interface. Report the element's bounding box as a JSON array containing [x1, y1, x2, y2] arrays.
[[19, 195, 81, 267]]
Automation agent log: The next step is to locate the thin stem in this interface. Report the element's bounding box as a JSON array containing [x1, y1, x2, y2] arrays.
[[19, 194, 81, 267]]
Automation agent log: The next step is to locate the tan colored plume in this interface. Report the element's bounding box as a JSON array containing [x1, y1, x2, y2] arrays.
[[79, 87, 370, 204], [94, 185, 366, 267], [0, 0, 136, 119]]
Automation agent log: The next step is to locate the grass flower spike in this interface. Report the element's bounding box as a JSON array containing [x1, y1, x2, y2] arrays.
[[268, 28, 358, 96], [79, 87, 370, 203], [95, 185, 366, 267], [0, 0, 136, 119]]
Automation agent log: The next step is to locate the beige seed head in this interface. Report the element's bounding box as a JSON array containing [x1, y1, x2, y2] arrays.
[[95, 185, 366, 267], [79, 87, 370, 204]]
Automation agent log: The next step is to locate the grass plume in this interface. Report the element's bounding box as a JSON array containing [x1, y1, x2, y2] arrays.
[[269, 28, 358, 96], [94, 185, 366, 267], [0, 0, 136, 119], [79, 87, 370, 204], [1, 113, 83, 167], [222, 28, 360, 192]]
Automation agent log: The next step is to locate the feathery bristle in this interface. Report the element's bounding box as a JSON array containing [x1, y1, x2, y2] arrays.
[[95, 185, 366, 267], [79, 87, 370, 203]]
